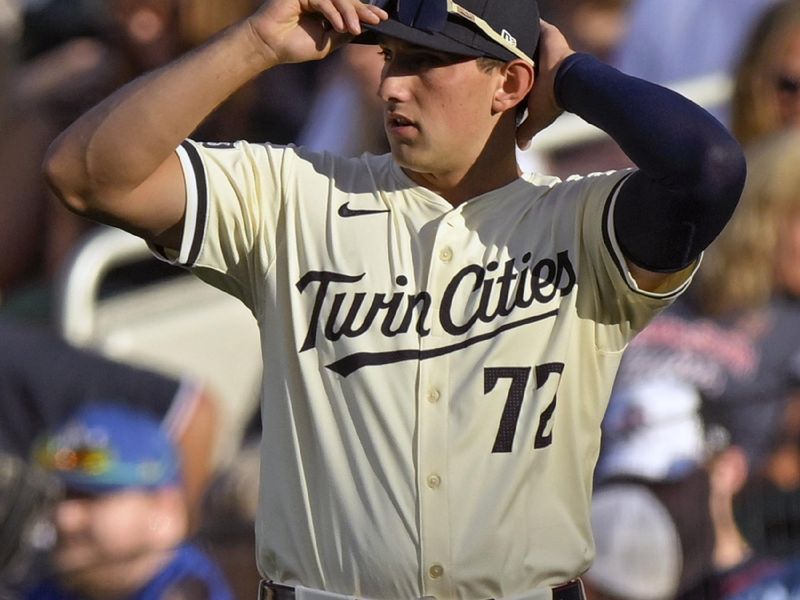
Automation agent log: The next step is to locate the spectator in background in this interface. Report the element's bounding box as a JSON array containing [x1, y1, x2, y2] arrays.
[[612, 0, 778, 125], [584, 479, 703, 600], [607, 128, 800, 490], [722, 129, 800, 562], [613, 0, 778, 83], [689, 128, 800, 324], [700, 415, 794, 600], [0, 317, 218, 521], [539, 0, 631, 63], [596, 127, 800, 598], [590, 380, 716, 599], [677, 398, 800, 600], [731, 0, 800, 147], [25, 402, 234, 600], [585, 393, 800, 600], [0, 0, 257, 316]]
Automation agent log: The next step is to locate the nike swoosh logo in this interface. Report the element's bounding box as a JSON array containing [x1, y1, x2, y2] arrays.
[[338, 202, 391, 218]]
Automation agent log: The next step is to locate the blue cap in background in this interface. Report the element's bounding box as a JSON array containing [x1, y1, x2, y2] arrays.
[[33, 402, 181, 494]]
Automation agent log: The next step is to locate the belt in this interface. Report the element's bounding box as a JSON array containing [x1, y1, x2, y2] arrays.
[[258, 580, 585, 600]]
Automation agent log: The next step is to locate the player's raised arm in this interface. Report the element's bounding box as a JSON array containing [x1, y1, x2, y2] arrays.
[[519, 21, 746, 293], [42, 0, 387, 251]]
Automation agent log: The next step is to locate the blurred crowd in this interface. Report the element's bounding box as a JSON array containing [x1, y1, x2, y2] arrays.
[[2, 0, 800, 598]]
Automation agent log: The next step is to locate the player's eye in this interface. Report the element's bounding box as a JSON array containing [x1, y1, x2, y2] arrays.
[[378, 47, 392, 62], [406, 50, 464, 69], [413, 53, 438, 66]]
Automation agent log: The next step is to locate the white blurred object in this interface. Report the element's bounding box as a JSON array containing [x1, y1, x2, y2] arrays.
[[598, 377, 706, 481], [587, 483, 682, 600], [56, 227, 262, 468]]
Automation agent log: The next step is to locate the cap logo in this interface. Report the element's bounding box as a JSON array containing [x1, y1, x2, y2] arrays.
[[35, 422, 114, 475], [452, 5, 474, 23], [501, 29, 518, 48], [453, 7, 519, 50]]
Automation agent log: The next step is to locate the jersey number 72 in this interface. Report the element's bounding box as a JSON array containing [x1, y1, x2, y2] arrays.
[[484, 363, 564, 453]]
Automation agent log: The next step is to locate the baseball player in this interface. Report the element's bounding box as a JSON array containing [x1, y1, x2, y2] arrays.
[[42, 0, 746, 598]]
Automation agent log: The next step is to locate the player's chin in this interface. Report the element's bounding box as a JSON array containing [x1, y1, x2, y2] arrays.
[[388, 141, 429, 171]]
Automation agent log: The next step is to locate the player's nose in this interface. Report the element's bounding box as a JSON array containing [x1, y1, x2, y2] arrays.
[[378, 68, 413, 105]]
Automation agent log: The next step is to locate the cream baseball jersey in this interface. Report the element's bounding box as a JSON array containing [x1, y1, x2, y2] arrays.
[[154, 139, 697, 600]]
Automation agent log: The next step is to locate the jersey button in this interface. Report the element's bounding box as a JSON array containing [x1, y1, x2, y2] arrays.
[[427, 474, 441, 489], [429, 564, 444, 579], [438, 247, 453, 262], [426, 389, 441, 403]]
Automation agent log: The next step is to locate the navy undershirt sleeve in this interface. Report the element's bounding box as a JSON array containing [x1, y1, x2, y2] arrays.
[[553, 53, 747, 272]]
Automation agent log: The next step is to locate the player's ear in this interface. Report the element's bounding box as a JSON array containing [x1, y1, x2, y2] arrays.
[[492, 60, 534, 114]]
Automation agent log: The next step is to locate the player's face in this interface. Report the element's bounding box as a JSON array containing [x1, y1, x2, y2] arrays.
[[773, 25, 800, 129], [377, 38, 503, 180]]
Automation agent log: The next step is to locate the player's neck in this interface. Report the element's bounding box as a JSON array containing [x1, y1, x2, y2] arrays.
[[404, 138, 522, 207]]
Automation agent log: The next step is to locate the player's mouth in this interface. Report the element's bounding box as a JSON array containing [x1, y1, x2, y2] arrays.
[[386, 112, 418, 139]]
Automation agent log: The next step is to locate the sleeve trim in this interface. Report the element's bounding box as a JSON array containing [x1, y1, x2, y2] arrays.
[[601, 173, 631, 283], [173, 140, 208, 267]]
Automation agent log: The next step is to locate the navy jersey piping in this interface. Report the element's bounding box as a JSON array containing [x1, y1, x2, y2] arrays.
[[601, 174, 633, 287], [180, 140, 208, 267]]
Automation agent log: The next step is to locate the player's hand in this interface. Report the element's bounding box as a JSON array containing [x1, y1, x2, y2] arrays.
[[516, 20, 575, 150], [247, 0, 388, 66]]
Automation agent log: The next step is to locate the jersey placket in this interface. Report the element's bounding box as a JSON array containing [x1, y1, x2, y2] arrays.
[[416, 211, 464, 599]]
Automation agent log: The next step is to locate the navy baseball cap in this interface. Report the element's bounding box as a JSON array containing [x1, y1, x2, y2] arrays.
[[33, 402, 181, 495], [354, 0, 539, 65]]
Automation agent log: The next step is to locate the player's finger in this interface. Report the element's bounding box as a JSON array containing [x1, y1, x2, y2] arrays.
[[307, 0, 346, 33], [358, 2, 388, 23], [313, 0, 384, 35], [340, 0, 371, 34], [345, 0, 388, 33]]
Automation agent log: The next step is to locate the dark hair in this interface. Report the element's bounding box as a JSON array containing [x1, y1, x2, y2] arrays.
[[475, 56, 504, 72]]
